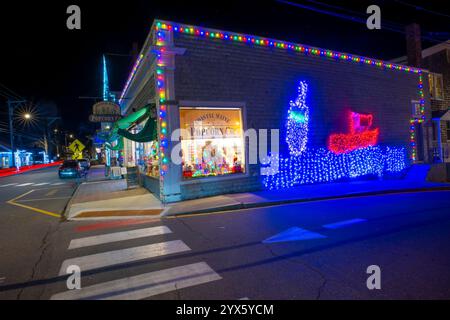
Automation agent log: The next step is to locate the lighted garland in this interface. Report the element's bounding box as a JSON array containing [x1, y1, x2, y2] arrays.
[[119, 53, 144, 105], [155, 20, 426, 161], [410, 72, 425, 161], [155, 26, 170, 182]]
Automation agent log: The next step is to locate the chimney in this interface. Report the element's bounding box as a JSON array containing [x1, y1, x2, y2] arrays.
[[405, 23, 422, 67]]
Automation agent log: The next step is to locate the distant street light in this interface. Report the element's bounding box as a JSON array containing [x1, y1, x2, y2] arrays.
[[69, 134, 74, 139], [23, 113, 32, 120]]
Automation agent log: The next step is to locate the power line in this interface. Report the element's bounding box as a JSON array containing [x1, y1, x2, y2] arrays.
[[393, 0, 450, 19], [0, 83, 24, 100], [277, 0, 444, 44]]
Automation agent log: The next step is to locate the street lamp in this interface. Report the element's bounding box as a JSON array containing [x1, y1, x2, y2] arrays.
[[23, 113, 32, 120], [7, 99, 27, 167]]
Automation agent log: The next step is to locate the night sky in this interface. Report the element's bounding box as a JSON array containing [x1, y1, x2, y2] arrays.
[[0, 0, 448, 144]]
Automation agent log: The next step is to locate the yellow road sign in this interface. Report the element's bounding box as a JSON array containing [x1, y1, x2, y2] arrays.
[[69, 139, 85, 153], [72, 151, 83, 160]]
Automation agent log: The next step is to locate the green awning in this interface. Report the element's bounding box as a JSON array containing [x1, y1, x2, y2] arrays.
[[117, 117, 157, 142], [115, 106, 148, 130], [105, 137, 124, 151], [103, 105, 150, 144]]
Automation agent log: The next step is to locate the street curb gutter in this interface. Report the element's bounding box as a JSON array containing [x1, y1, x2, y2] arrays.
[[165, 186, 450, 217], [62, 180, 85, 221]]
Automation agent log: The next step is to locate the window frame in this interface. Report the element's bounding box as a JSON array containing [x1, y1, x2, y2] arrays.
[[177, 101, 249, 184], [447, 121, 450, 142], [428, 72, 444, 101]]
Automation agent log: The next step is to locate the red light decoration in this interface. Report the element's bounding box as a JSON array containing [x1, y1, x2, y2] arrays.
[[328, 111, 379, 154]]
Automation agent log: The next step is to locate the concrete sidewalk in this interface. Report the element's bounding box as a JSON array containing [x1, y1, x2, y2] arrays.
[[166, 178, 450, 216], [65, 165, 165, 220], [66, 164, 450, 219]]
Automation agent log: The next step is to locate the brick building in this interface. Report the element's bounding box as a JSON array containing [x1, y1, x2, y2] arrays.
[[423, 42, 450, 162], [392, 37, 450, 162], [117, 20, 431, 202]]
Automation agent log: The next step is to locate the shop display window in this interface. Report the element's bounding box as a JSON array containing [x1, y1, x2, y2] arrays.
[[180, 107, 245, 179]]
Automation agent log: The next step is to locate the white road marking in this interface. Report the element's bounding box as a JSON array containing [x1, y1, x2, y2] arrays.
[[51, 182, 66, 186], [323, 218, 367, 229], [239, 297, 250, 300], [51, 262, 221, 300], [58, 240, 190, 275], [263, 227, 327, 243], [0, 183, 18, 187], [33, 183, 50, 186], [45, 189, 58, 196], [68, 226, 172, 250], [15, 183, 33, 187]]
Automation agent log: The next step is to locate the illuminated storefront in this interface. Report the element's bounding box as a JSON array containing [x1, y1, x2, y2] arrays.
[[116, 19, 430, 202]]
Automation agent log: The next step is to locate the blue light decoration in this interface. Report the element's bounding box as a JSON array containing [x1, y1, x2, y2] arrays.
[[262, 81, 409, 190], [103, 55, 116, 102], [286, 81, 309, 155]]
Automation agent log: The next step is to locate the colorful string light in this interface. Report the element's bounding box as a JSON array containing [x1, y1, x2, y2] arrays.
[[154, 26, 169, 179], [154, 20, 425, 161], [410, 71, 426, 161], [119, 53, 144, 105], [155, 21, 421, 75], [119, 20, 426, 171]]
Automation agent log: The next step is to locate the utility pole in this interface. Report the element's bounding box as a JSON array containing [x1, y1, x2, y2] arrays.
[[7, 100, 26, 167]]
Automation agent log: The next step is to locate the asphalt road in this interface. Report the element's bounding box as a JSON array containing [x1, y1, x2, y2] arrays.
[[0, 167, 78, 299], [2, 185, 449, 300]]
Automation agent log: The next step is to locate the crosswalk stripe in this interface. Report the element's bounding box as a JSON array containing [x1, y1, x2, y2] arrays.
[[58, 240, 190, 275], [0, 183, 18, 187], [51, 262, 221, 300], [15, 183, 33, 186], [68, 226, 172, 250], [33, 183, 50, 186]]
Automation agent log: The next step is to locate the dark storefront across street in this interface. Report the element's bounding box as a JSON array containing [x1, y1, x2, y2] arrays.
[[112, 20, 431, 203]]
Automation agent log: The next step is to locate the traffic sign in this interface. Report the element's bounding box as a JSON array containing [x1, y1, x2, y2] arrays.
[[72, 151, 83, 160], [68, 139, 85, 153]]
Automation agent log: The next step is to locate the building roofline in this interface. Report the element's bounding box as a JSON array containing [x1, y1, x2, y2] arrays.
[[422, 40, 450, 58], [119, 19, 425, 107]]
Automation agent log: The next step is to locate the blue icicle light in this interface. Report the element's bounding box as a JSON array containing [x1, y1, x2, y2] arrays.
[[286, 81, 309, 156]]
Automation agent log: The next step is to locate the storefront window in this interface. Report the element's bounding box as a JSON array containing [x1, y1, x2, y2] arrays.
[[136, 140, 160, 178], [180, 107, 245, 179]]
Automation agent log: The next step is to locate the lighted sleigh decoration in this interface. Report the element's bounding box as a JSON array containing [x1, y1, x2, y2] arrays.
[[262, 81, 408, 190]]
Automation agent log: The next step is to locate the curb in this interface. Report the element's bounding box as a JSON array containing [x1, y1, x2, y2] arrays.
[[62, 180, 86, 221], [165, 186, 450, 217]]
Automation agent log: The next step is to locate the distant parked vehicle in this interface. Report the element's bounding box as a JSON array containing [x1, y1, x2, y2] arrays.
[[58, 160, 82, 178], [78, 158, 90, 171]]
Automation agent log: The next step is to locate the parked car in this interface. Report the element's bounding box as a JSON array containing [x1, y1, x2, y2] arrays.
[[78, 158, 90, 171], [58, 160, 82, 178]]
